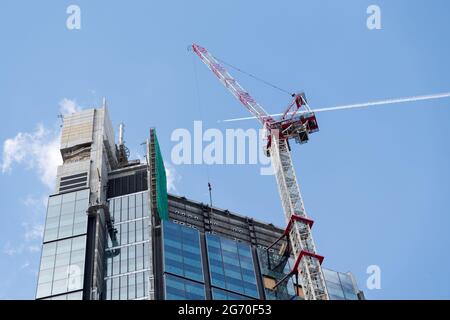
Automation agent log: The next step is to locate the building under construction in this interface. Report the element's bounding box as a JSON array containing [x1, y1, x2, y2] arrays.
[[35, 107, 364, 300]]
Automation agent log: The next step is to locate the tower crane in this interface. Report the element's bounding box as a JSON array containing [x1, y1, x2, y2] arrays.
[[192, 43, 329, 300]]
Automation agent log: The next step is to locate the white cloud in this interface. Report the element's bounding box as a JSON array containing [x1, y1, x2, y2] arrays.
[[23, 223, 44, 242], [1, 124, 62, 189], [165, 163, 179, 193], [27, 245, 41, 253], [0, 98, 83, 189], [59, 98, 82, 115], [22, 194, 41, 208], [22, 194, 48, 209], [0, 98, 86, 288], [3, 242, 24, 256], [2, 209, 44, 258]]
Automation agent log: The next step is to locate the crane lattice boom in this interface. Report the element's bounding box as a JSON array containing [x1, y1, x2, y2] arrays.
[[192, 43, 329, 300], [192, 44, 273, 128]]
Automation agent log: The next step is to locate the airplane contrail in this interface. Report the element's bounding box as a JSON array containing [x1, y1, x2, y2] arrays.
[[220, 92, 450, 123]]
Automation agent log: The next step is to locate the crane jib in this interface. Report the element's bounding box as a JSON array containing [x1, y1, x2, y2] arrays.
[[191, 43, 329, 300]]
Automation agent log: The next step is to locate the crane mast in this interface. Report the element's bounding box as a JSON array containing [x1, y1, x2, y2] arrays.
[[192, 43, 329, 300]]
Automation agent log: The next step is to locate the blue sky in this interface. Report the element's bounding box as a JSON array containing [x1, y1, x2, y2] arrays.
[[1, 0, 449, 299]]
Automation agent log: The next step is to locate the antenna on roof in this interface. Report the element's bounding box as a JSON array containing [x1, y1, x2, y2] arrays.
[[118, 123, 125, 146], [102, 97, 107, 108], [117, 122, 130, 167], [208, 182, 213, 210]]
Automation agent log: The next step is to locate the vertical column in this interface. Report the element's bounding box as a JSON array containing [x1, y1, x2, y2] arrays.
[[199, 232, 213, 300], [270, 134, 329, 300], [148, 129, 162, 299]]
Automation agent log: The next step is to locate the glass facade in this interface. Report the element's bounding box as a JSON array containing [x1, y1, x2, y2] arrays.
[[165, 274, 205, 300], [206, 234, 259, 299], [35, 108, 363, 301], [258, 247, 360, 300], [41, 291, 84, 300], [162, 220, 205, 300], [159, 220, 365, 301], [43, 189, 89, 243], [163, 221, 203, 282], [212, 288, 252, 300], [36, 189, 90, 300], [36, 188, 361, 301], [104, 191, 151, 300], [257, 248, 300, 300], [323, 269, 358, 300], [161, 221, 261, 300], [36, 235, 87, 299]]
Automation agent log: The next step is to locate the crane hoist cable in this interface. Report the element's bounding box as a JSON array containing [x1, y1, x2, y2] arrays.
[[215, 56, 295, 97], [191, 52, 214, 206]]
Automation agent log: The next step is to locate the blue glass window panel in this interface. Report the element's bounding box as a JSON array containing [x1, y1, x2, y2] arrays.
[[43, 190, 89, 243], [164, 238, 182, 249], [223, 262, 242, 273], [165, 251, 183, 263], [326, 281, 345, 299], [221, 242, 238, 253], [166, 288, 186, 299], [242, 268, 256, 276], [181, 250, 201, 261], [206, 233, 259, 298], [212, 288, 252, 300], [323, 269, 340, 284], [245, 290, 258, 297], [183, 257, 201, 267], [183, 245, 201, 255], [210, 272, 226, 288], [212, 290, 228, 300], [186, 284, 205, 297], [209, 258, 223, 268], [163, 221, 203, 282], [242, 274, 256, 283], [207, 246, 221, 254], [343, 290, 358, 300], [239, 256, 254, 265], [165, 262, 183, 274], [208, 252, 223, 261], [105, 193, 152, 297], [227, 283, 243, 294], [164, 244, 182, 256], [210, 265, 224, 274], [222, 249, 239, 259], [165, 274, 205, 300], [238, 248, 252, 258], [37, 235, 86, 299], [224, 269, 242, 279], [338, 273, 355, 292], [208, 239, 221, 248]]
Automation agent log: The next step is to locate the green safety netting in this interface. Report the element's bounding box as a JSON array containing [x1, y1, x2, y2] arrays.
[[154, 132, 169, 221]]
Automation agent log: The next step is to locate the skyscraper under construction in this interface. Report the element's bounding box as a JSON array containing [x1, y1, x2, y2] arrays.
[[35, 107, 364, 300]]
